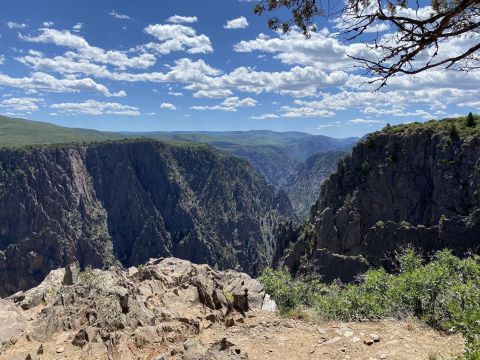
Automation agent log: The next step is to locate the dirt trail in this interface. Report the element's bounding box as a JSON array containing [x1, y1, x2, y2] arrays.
[[201, 312, 464, 360]]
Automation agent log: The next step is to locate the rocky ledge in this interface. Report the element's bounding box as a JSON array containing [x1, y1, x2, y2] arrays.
[[0, 258, 276, 360]]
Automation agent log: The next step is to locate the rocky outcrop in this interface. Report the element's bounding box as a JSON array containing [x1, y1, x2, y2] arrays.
[[0, 140, 292, 296], [286, 119, 480, 281], [1, 258, 273, 359]]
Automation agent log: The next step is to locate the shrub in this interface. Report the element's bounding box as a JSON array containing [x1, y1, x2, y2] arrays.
[[450, 123, 460, 139], [366, 134, 377, 149], [79, 266, 101, 289], [259, 249, 480, 358], [361, 161, 371, 174]]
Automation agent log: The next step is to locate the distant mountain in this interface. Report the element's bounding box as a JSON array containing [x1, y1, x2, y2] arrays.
[[0, 115, 122, 147], [0, 139, 292, 296], [132, 130, 357, 215]]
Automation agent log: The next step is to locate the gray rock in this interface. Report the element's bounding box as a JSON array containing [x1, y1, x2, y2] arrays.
[[0, 299, 26, 352], [63, 261, 80, 286]]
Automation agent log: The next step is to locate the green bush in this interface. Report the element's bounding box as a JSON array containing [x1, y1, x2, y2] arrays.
[[361, 161, 371, 174], [259, 249, 480, 359], [450, 123, 460, 139], [79, 266, 101, 289]]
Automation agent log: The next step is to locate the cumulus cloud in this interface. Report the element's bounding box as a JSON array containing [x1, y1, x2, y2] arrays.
[[0, 71, 124, 97], [50, 100, 140, 115], [0, 97, 42, 112], [160, 102, 177, 110], [21, 28, 156, 69], [167, 15, 198, 24], [234, 28, 373, 71], [142, 24, 213, 55], [191, 97, 257, 111], [224, 16, 249, 29]]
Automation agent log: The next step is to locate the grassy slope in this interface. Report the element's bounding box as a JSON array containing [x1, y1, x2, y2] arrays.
[[0, 115, 123, 147]]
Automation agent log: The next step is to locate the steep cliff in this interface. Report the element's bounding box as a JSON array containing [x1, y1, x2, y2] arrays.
[[0, 140, 292, 296], [284, 117, 480, 281], [285, 151, 346, 216]]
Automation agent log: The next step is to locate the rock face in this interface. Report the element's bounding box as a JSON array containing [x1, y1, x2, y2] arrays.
[[285, 151, 346, 216], [1, 258, 272, 360], [287, 121, 480, 281], [0, 140, 292, 296]]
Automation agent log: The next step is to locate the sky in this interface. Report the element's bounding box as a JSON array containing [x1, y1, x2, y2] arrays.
[[0, 0, 477, 138]]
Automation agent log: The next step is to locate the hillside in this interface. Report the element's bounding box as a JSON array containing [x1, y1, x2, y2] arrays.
[[138, 130, 356, 215], [0, 139, 292, 296], [281, 116, 480, 282], [0, 115, 123, 147]]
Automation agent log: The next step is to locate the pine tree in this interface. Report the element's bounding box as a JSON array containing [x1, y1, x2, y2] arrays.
[[466, 112, 476, 127]]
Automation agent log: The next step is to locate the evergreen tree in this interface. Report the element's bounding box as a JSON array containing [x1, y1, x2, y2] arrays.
[[466, 112, 476, 127]]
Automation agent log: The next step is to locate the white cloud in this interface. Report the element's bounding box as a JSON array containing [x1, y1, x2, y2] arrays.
[[191, 96, 257, 111], [43, 22, 54, 28], [0, 71, 124, 97], [22, 28, 156, 69], [349, 118, 385, 124], [234, 29, 367, 71], [224, 16, 249, 29], [109, 11, 131, 20], [168, 91, 183, 97], [0, 97, 42, 112], [167, 15, 198, 24], [72, 23, 83, 32], [143, 24, 213, 55], [160, 102, 177, 110], [316, 123, 341, 129], [51, 100, 140, 115], [251, 113, 279, 120], [7, 22, 27, 29]]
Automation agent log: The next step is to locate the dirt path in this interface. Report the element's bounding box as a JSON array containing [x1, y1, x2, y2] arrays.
[[200, 312, 464, 360]]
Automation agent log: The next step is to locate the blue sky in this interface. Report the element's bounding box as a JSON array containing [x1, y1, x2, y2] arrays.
[[0, 0, 477, 138]]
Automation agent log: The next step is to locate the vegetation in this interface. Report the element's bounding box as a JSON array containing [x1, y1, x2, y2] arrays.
[[79, 266, 102, 289], [467, 113, 476, 128], [0, 115, 122, 148], [361, 160, 370, 174], [377, 115, 480, 139], [259, 249, 480, 359]]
